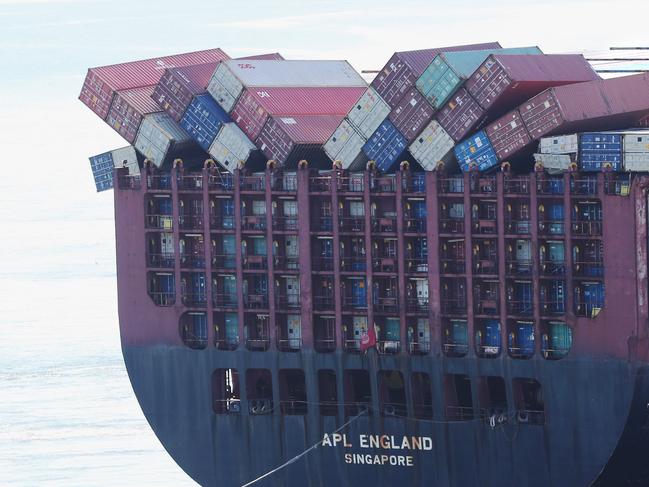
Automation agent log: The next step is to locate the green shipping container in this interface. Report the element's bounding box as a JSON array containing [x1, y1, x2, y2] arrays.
[[416, 46, 543, 109]]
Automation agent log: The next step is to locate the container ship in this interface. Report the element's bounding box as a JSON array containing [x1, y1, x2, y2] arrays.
[[81, 44, 649, 486]]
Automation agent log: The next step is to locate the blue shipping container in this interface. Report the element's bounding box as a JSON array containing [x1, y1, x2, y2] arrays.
[[509, 322, 535, 356], [579, 133, 623, 172], [89, 151, 115, 192], [180, 94, 231, 152], [362, 119, 408, 173], [454, 131, 499, 172], [482, 320, 501, 348]]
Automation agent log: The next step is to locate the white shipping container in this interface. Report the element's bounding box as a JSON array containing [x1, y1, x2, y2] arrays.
[[347, 87, 391, 138], [538, 134, 578, 155], [324, 119, 368, 170], [624, 152, 649, 172], [209, 122, 257, 172], [207, 60, 366, 113], [409, 120, 454, 171], [533, 153, 573, 173], [111, 146, 141, 176], [134, 113, 192, 168], [623, 131, 649, 153]]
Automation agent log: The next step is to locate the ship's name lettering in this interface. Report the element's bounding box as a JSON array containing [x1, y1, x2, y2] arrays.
[[321, 434, 433, 467]]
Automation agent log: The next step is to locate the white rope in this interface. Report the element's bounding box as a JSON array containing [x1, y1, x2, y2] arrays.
[[240, 410, 367, 487]]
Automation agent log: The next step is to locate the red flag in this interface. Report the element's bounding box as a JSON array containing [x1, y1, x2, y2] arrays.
[[360, 323, 376, 352]]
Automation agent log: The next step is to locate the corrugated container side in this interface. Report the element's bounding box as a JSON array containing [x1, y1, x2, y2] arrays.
[[623, 131, 649, 152], [79, 48, 230, 119], [409, 120, 455, 171], [371, 42, 501, 108], [624, 152, 649, 171], [134, 112, 193, 167], [89, 146, 141, 192], [106, 86, 161, 143], [180, 94, 231, 152], [388, 89, 435, 143], [416, 46, 542, 110], [324, 120, 368, 170], [485, 110, 531, 161], [454, 130, 499, 171], [465, 54, 599, 114], [209, 122, 262, 172], [362, 119, 408, 173], [533, 153, 573, 173], [539, 134, 579, 154], [152, 63, 219, 122], [207, 63, 245, 113], [579, 133, 623, 171], [347, 87, 391, 138], [435, 87, 486, 142]]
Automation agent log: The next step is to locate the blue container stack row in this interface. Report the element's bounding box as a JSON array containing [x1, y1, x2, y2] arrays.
[[454, 131, 499, 172], [179, 94, 231, 152], [362, 119, 409, 173]]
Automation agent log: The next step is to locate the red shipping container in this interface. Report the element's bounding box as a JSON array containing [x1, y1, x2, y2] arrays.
[[256, 114, 344, 167], [231, 86, 365, 140], [79, 48, 229, 120], [466, 54, 599, 116], [236, 53, 284, 60], [387, 88, 435, 143], [485, 110, 531, 161], [371, 42, 501, 108], [436, 87, 486, 141], [106, 86, 161, 143], [521, 73, 649, 140]]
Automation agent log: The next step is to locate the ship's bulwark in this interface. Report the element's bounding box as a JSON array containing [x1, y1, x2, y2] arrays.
[[122, 344, 639, 487]]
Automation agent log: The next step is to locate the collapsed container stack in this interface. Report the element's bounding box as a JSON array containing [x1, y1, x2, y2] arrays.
[[80, 44, 649, 192]]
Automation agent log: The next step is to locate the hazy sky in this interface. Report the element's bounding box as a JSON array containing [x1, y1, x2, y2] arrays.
[[1, 1, 648, 485]]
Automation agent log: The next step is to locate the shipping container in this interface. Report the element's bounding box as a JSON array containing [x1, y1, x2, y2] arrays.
[[362, 119, 408, 173], [209, 122, 265, 172], [236, 53, 284, 60], [435, 87, 486, 142], [134, 112, 194, 167], [231, 86, 366, 140], [416, 46, 542, 110], [409, 120, 455, 171], [180, 94, 231, 152], [370, 42, 501, 108], [521, 73, 649, 141], [454, 130, 499, 172], [539, 134, 578, 155], [624, 152, 649, 171], [207, 60, 366, 113], [323, 120, 368, 170], [79, 48, 229, 119], [387, 88, 435, 143], [256, 114, 343, 168], [153, 63, 220, 122], [485, 110, 531, 161], [579, 133, 623, 171], [466, 54, 598, 116], [533, 153, 573, 173], [106, 86, 161, 143], [622, 130, 649, 152], [347, 87, 391, 138], [89, 146, 141, 192]]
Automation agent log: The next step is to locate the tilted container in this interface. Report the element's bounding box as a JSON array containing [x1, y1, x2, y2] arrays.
[[106, 86, 161, 144], [323, 120, 368, 170], [179, 94, 231, 152], [485, 110, 532, 161], [454, 130, 499, 172], [207, 60, 366, 113], [533, 153, 573, 174], [362, 119, 408, 173], [231, 86, 366, 140], [415, 46, 542, 110], [371, 42, 501, 108], [465, 54, 599, 116], [435, 87, 486, 142], [346, 87, 391, 138], [209, 122, 265, 172], [134, 112, 195, 167], [622, 130, 649, 171], [256, 114, 344, 168], [539, 134, 578, 155], [408, 119, 455, 171], [79, 48, 229, 119], [388, 88, 435, 143], [89, 146, 141, 192]]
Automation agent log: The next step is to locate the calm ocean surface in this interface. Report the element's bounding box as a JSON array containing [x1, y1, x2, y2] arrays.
[[0, 172, 196, 486]]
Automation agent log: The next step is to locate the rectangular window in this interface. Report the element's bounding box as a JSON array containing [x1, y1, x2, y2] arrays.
[[318, 370, 338, 416], [246, 369, 273, 415], [344, 369, 372, 417], [279, 369, 307, 415], [512, 378, 545, 425], [411, 372, 433, 419], [212, 368, 240, 414], [378, 371, 407, 416], [444, 374, 474, 421]]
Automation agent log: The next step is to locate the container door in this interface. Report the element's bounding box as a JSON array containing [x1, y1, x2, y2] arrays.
[[253, 236, 267, 256], [482, 320, 501, 353], [192, 313, 208, 341], [413, 201, 427, 219], [548, 241, 564, 265], [158, 273, 175, 294], [159, 197, 173, 229], [283, 200, 298, 226], [222, 199, 234, 229], [583, 282, 605, 317], [193, 274, 206, 304], [516, 282, 533, 314], [222, 235, 236, 268], [553, 280, 566, 313], [322, 238, 333, 258], [516, 240, 531, 261], [224, 275, 236, 302], [416, 279, 429, 306], [160, 233, 174, 264], [417, 318, 430, 351], [451, 320, 468, 350], [384, 318, 400, 352], [252, 200, 266, 216], [513, 322, 534, 355], [352, 316, 368, 350], [225, 313, 239, 344], [351, 279, 367, 308], [286, 277, 300, 306], [549, 203, 564, 235], [287, 315, 301, 349]]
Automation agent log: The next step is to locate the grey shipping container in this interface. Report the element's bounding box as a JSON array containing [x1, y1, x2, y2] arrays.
[[134, 112, 195, 167], [323, 120, 368, 170]]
